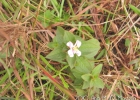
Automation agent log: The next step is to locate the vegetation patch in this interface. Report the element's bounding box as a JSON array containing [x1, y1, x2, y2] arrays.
[[0, 0, 140, 99]]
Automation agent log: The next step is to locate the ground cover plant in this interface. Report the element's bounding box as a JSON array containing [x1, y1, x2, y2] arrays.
[[0, 0, 140, 100]]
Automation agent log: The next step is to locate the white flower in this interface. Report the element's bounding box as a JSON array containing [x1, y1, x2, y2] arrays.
[[66, 40, 81, 57]]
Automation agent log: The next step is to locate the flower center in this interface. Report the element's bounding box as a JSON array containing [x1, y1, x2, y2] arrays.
[[72, 46, 78, 51]]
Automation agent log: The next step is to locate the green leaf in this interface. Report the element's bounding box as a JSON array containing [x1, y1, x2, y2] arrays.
[[83, 22, 94, 34], [46, 45, 66, 63], [129, 4, 140, 15], [50, 0, 60, 16], [96, 49, 106, 60], [75, 57, 93, 73], [74, 35, 84, 41], [71, 68, 85, 79], [129, 58, 140, 65], [1, 0, 14, 12], [66, 55, 76, 69], [0, 71, 10, 85], [82, 81, 90, 89], [0, 44, 10, 58], [75, 86, 86, 96], [90, 78, 104, 88], [38, 10, 54, 27], [63, 31, 75, 43], [0, 52, 8, 58], [73, 78, 83, 85], [0, 58, 12, 78], [44, 10, 53, 19], [80, 38, 100, 59], [125, 38, 130, 47], [92, 64, 103, 76], [47, 42, 58, 49], [55, 27, 65, 44], [81, 74, 91, 81]]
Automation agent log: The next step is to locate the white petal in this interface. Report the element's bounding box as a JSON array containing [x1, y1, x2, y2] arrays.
[[75, 50, 81, 56], [67, 41, 73, 48], [68, 49, 74, 57], [75, 40, 81, 48]]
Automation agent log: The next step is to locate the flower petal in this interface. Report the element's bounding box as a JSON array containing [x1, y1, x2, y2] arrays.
[[68, 49, 74, 57], [75, 40, 81, 48], [67, 41, 73, 48], [75, 50, 81, 56]]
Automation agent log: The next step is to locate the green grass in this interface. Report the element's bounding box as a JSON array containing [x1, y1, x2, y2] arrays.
[[0, 0, 140, 100]]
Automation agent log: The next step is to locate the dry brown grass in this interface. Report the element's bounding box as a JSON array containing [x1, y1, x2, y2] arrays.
[[0, 0, 140, 99]]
